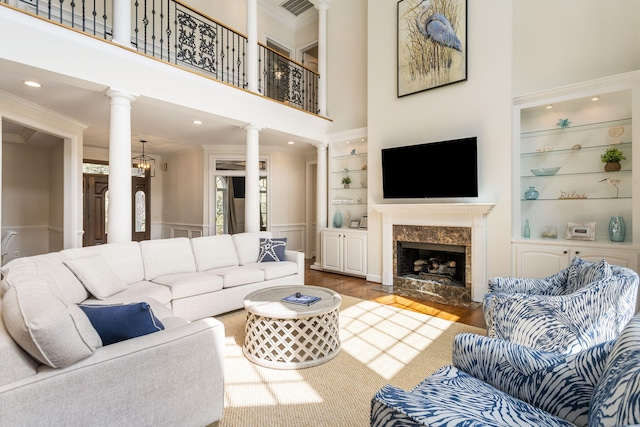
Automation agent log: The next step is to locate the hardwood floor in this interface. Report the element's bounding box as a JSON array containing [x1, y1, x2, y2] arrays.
[[304, 259, 486, 329]]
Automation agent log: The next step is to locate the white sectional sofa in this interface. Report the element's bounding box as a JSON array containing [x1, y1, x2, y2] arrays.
[[0, 231, 304, 426]]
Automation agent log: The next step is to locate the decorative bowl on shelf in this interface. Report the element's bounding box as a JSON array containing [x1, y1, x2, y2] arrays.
[[531, 167, 561, 176]]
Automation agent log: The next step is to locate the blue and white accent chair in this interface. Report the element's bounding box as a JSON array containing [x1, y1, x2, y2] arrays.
[[370, 312, 640, 427], [483, 258, 639, 354]]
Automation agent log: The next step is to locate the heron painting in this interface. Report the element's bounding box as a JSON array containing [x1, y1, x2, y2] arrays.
[[397, 0, 466, 97]]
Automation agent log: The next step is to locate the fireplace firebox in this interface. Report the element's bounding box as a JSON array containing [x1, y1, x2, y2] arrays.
[[392, 224, 478, 308], [397, 242, 466, 287]]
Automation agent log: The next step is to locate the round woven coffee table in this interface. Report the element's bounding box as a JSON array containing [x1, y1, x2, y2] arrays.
[[243, 285, 342, 369]]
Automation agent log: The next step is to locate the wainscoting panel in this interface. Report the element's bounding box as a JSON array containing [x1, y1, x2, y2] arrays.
[[161, 223, 205, 239], [270, 224, 305, 254], [1, 225, 49, 265]]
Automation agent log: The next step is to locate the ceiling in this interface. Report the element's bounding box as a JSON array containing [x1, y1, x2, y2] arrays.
[[0, 0, 320, 158]]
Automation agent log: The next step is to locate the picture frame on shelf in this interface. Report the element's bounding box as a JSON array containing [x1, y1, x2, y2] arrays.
[[566, 222, 596, 241], [349, 220, 360, 229], [359, 215, 368, 229]]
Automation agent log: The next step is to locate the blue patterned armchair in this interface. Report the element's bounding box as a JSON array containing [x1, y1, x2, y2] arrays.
[[483, 258, 639, 354], [370, 312, 640, 427]]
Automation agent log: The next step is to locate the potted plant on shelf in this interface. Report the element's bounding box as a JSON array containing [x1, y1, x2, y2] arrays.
[[341, 176, 352, 188], [601, 147, 626, 172]]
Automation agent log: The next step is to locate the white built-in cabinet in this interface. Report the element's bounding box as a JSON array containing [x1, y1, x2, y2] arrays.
[[320, 136, 368, 277], [514, 242, 638, 278], [512, 73, 640, 278], [321, 230, 367, 277]]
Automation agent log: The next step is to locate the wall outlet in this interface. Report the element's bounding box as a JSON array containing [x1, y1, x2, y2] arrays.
[[13, 251, 19, 257]]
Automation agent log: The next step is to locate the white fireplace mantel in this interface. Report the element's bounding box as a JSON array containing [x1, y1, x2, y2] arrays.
[[372, 203, 495, 302], [373, 203, 495, 216]]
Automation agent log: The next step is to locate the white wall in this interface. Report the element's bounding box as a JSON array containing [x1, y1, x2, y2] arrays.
[[513, 1, 640, 97], [326, 0, 367, 133], [1, 143, 52, 262], [366, 0, 514, 284], [163, 148, 204, 229]]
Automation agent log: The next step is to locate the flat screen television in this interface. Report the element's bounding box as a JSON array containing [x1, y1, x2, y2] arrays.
[[381, 137, 478, 199]]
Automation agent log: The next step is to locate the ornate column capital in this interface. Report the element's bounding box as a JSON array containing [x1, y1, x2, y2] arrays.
[[310, 0, 333, 11]]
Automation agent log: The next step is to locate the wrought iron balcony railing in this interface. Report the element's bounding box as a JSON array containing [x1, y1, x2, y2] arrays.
[[11, 0, 319, 114]]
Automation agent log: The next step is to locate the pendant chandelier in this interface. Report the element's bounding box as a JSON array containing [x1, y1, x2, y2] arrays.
[[132, 140, 155, 177]]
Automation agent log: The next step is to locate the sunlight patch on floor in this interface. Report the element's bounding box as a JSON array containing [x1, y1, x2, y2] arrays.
[[340, 300, 453, 379], [373, 294, 461, 322], [223, 336, 324, 408]]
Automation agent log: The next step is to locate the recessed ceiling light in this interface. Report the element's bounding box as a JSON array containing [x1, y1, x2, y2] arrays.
[[592, 96, 600, 101], [193, 120, 202, 125], [24, 80, 42, 88], [545, 104, 553, 109], [288, 141, 294, 145]]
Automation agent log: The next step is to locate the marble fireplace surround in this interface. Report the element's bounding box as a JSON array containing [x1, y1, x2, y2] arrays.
[[373, 203, 495, 303]]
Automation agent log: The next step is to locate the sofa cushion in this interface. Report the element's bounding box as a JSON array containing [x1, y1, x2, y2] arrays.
[[64, 255, 127, 300], [204, 266, 264, 288], [78, 302, 165, 346], [1, 276, 102, 368], [2, 254, 89, 303], [191, 234, 239, 271], [245, 261, 298, 280], [258, 237, 287, 262], [84, 281, 173, 306], [232, 232, 272, 265], [152, 272, 223, 299], [62, 241, 145, 285], [566, 258, 612, 293], [140, 238, 197, 280]]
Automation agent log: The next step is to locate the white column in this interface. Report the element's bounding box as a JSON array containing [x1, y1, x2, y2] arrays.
[[244, 124, 262, 232], [112, 0, 133, 47], [105, 89, 137, 243], [246, 0, 259, 93], [314, 0, 331, 117], [311, 141, 328, 270]]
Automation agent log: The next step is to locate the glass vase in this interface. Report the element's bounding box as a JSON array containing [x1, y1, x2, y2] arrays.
[[609, 216, 626, 242], [333, 211, 343, 228], [524, 186, 539, 200]]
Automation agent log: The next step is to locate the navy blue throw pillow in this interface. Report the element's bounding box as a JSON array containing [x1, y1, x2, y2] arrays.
[[78, 302, 165, 346], [258, 237, 287, 262]]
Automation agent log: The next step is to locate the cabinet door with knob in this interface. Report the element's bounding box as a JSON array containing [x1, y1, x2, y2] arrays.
[[321, 230, 367, 277], [514, 243, 639, 278]]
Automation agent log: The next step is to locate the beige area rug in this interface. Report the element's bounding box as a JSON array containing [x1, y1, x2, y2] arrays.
[[216, 295, 485, 427]]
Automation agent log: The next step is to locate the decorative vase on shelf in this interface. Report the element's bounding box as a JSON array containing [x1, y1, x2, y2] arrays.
[[333, 211, 343, 228], [609, 216, 626, 242], [524, 187, 539, 200]]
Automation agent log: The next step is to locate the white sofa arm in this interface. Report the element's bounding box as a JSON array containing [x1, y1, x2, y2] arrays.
[[0, 318, 225, 427], [285, 249, 305, 278]]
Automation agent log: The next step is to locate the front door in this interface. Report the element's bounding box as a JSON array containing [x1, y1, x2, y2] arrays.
[[83, 172, 151, 246]]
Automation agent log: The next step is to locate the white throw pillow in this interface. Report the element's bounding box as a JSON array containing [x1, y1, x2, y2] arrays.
[[64, 255, 127, 300], [1, 276, 102, 368]]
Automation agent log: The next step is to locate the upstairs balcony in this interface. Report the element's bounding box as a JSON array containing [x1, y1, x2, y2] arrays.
[[7, 0, 320, 115]]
